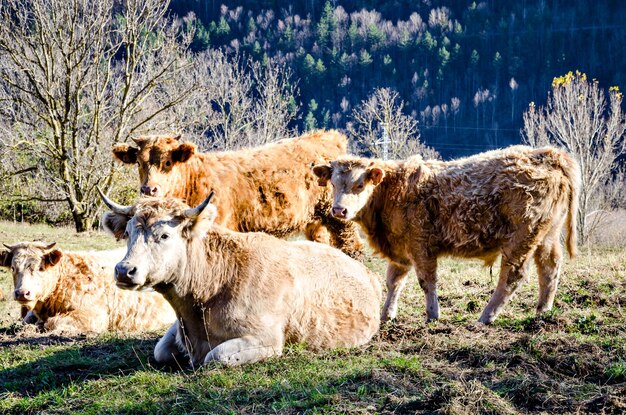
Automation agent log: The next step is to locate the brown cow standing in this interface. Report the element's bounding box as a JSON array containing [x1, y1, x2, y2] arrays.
[[0, 241, 176, 333], [112, 130, 363, 259], [99, 192, 382, 366], [313, 145, 580, 324]]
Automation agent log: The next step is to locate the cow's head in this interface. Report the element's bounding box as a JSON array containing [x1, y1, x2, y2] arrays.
[[112, 135, 196, 197], [313, 156, 385, 220], [0, 242, 63, 310], [99, 188, 216, 291]]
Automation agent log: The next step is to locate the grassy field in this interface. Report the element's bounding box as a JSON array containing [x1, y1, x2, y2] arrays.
[[0, 220, 625, 414]]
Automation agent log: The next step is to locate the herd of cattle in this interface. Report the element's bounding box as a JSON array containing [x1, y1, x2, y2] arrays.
[[1, 130, 581, 366]]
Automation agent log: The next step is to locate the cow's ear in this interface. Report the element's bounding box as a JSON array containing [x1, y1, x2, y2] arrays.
[[112, 144, 138, 164], [367, 167, 385, 185], [101, 212, 131, 240], [186, 203, 217, 239], [41, 249, 62, 270], [0, 250, 12, 267], [172, 143, 195, 163], [312, 164, 332, 187]]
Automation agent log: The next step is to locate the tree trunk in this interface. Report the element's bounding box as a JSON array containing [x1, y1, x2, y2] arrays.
[[68, 200, 92, 233]]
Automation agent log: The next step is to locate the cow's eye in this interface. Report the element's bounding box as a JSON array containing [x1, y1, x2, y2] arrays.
[[160, 233, 169, 241], [165, 160, 172, 167]]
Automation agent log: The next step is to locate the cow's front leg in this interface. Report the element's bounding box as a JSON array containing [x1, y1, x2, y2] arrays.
[[381, 262, 412, 322], [204, 335, 283, 366], [154, 321, 186, 365]]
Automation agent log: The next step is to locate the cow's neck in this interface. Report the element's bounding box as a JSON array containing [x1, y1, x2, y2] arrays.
[[163, 229, 242, 306], [180, 153, 220, 206], [355, 171, 404, 262]]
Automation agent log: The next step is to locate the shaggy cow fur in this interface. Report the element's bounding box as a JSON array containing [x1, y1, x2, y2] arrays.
[[0, 241, 176, 333], [112, 130, 363, 259], [313, 145, 580, 324], [101, 196, 382, 366]]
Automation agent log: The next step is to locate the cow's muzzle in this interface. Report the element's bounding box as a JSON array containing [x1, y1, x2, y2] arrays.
[[332, 206, 348, 219], [14, 288, 33, 303], [114, 262, 141, 289], [140, 185, 160, 197]]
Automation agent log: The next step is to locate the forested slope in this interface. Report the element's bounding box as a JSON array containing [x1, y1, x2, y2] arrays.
[[171, 0, 626, 157]]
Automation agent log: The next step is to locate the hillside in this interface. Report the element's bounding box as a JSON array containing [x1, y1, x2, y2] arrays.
[[170, 0, 626, 157]]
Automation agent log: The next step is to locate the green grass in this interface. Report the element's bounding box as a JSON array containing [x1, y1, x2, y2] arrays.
[[1, 220, 625, 414]]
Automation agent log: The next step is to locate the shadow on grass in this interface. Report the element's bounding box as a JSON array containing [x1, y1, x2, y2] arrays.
[[1, 331, 158, 396], [2, 317, 626, 414]]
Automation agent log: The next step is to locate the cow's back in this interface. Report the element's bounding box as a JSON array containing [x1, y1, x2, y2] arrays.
[[192, 230, 381, 350], [192, 130, 347, 235], [279, 240, 381, 349], [106, 286, 176, 332], [54, 250, 175, 333], [402, 145, 577, 259], [86, 250, 176, 332]]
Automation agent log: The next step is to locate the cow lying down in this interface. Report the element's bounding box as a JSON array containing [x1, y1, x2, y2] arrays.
[[99, 191, 382, 366], [0, 242, 176, 333], [313, 145, 581, 324]]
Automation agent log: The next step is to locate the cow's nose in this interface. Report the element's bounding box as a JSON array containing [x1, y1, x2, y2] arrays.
[[332, 206, 348, 218], [14, 289, 32, 301], [115, 262, 137, 281], [140, 185, 159, 196]]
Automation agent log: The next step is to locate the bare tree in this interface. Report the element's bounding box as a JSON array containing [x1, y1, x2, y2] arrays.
[[522, 71, 626, 243], [0, 0, 194, 232], [198, 51, 254, 149], [249, 59, 299, 146], [349, 87, 439, 160], [194, 51, 299, 151]]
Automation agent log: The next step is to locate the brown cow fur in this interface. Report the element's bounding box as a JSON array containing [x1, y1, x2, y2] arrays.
[[112, 130, 363, 259], [313, 145, 581, 324], [101, 197, 382, 366], [0, 241, 176, 333]]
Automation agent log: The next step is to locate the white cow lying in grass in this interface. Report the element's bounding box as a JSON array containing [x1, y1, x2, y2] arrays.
[[0, 241, 176, 333], [99, 191, 382, 366]]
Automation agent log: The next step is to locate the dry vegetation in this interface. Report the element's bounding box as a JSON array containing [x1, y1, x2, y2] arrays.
[[0, 219, 625, 414]]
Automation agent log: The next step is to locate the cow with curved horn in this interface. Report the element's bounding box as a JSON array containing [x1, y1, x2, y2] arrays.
[[111, 130, 364, 259], [99, 191, 382, 366], [0, 240, 176, 333]]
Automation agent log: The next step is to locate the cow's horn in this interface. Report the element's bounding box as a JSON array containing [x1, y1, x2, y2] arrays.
[[43, 242, 57, 250], [97, 187, 134, 216], [173, 134, 182, 141], [183, 191, 214, 219], [130, 136, 146, 145], [3, 243, 12, 250]]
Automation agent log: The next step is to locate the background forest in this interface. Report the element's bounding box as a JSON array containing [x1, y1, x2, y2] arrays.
[[171, 0, 626, 157], [0, 0, 624, 233]]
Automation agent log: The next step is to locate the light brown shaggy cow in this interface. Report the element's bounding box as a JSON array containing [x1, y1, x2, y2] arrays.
[[99, 191, 382, 366], [0, 242, 176, 333], [313, 145, 580, 324], [111, 130, 363, 259]]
